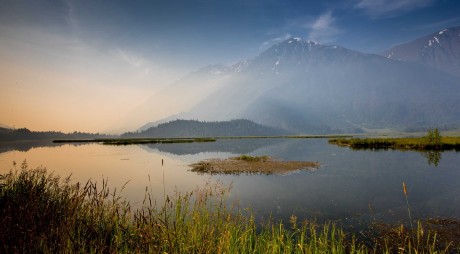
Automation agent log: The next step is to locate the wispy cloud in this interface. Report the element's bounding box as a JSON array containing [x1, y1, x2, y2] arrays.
[[115, 48, 152, 76], [64, 0, 78, 31], [307, 11, 341, 43], [405, 16, 460, 31], [259, 33, 292, 50], [115, 48, 144, 67], [354, 0, 433, 18]]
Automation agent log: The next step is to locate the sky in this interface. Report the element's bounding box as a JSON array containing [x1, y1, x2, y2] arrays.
[[1, 0, 459, 133]]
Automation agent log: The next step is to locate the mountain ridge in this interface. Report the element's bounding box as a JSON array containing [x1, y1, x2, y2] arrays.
[[133, 28, 460, 134], [382, 26, 460, 77]]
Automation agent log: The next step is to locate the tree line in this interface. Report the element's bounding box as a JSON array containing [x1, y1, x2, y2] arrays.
[[0, 127, 110, 141], [122, 119, 289, 138]]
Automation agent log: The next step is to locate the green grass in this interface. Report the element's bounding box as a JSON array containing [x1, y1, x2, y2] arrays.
[[329, 136, 460, 151], [233, 155, 270, 162], [1, 164, 458, 253]]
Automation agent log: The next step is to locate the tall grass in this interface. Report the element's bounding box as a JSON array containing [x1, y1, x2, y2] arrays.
[[0, 164, 458, 253], [402, 182, 414, 231]]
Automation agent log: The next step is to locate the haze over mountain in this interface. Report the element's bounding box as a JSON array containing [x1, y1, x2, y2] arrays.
[[382, 26, 460, 77], [126, 64, 231, 131], [138, 28, 460, 134]]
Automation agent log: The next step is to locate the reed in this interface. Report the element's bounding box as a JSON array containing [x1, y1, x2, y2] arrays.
[[0, 164, 458, 253], [403, 182, 413, 230]]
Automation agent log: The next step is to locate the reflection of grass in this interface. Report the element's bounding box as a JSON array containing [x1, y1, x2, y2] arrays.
[[1, 165, 458, 253], [54, 137, 216, 145], [329, 136, 460, 151]]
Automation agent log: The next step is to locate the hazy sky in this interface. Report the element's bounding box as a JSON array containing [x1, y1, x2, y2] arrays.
[[1, 0, 459, 133]]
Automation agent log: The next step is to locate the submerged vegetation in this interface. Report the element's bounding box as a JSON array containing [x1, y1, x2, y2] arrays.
[[1, 165, 459, 253], [329, 129, 460, 151], [190, 155, 319, 175]]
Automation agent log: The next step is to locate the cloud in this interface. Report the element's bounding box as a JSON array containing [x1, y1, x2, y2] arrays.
[[64, 0, 78, 31], [406, 16, 460, 31], [307, 11, 340, 43], [115, 48, 145, 68], [259, 33, 292, 50], [354, 0, 433, 18], [113, 47, 183, 85]]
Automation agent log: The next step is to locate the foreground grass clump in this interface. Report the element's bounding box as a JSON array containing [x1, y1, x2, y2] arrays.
[[234, 154, 270, 162], [1, 165, 458, 253]]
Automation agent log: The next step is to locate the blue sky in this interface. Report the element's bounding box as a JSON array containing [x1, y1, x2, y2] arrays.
[[1, 0, 459, 132], [2, 0, 460, 66]]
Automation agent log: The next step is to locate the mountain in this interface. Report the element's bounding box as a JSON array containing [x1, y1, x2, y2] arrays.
[[122, 119, 290, 138], [170, 38, 460, 133], [382, 26, 460, 77]]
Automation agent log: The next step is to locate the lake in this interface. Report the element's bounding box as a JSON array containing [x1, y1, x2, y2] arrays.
[[1, 138, 459, 230]]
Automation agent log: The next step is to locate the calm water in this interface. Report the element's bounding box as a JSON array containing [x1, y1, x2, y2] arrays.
[[1, 139, 459, 228]]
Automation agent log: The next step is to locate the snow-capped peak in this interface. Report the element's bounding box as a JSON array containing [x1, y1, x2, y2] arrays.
[[287, 38, 302, 44], [284, 38, 322, 46], [439, 29, 448, 35]]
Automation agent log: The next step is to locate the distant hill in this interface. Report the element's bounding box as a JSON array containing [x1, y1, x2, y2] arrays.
[[382, 26, 460, 77], [0, 127, 111, 141], [0, 123, 12, 129], [122, 119, 290, 138]]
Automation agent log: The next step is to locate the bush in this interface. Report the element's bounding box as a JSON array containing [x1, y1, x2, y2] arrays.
[[426, 128, 442, 146]]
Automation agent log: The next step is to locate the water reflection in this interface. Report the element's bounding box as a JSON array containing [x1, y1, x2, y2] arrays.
[[0, 140, 64, 154], [348, 146, 450, 167], [1, 139, 459, 230], [421, 150, 442, 167], [142, 138, 286, 155]]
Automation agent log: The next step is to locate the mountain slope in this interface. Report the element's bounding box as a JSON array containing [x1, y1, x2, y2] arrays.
[[179, 38, 460, 133], [382, 26, 460, 77]]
